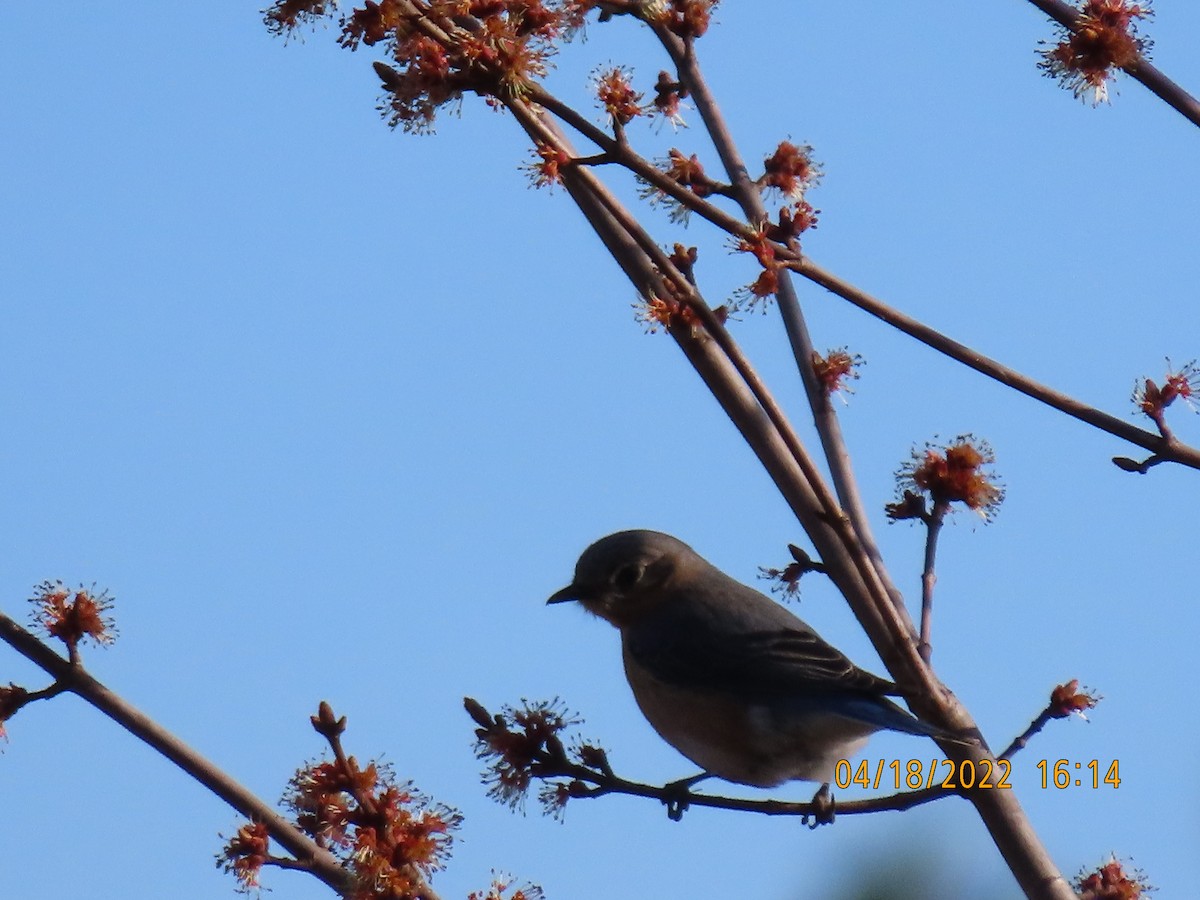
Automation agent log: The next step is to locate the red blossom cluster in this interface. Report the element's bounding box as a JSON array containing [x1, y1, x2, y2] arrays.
[[467, 697, 577, 809], [263, 0, 336, 37], [757, 544, 826, 598], [761, 140, 819, 198], [525, 142, 574, 189], [260, 0, 729, 132], [651, 70, 688, 125], [467, 875, 546, 900], [268, 0, 571, 130], [466, 697, 609, 819], [635, 291, 725, 336], [296, 760, 459, 897], [593, 66, 644, 128], [1132, 359, 1198, 420], [718, 143, 824, 305], [811, 347, 863, 398], [654, 0, 717, 40], [731, 226, 782, 308], [1076, 855, 1154, 899], [218, 703, 462, 899], [262, 0, 722, 133], [217, 822, 271, 892], [1049, 679, 1101, 720], [29, 580, 116, 653], [340, 1, 407, 48], [1039, 1, 1153, 105], [662, 149, 718, 198], [630, 245, 730, 336], [889, 435, 1005, 522]]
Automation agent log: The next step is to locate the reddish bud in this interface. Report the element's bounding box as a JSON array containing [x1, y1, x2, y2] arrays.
[[593, 66, 644, 127], [1049, 679, 1101, 719], [1038, 1, 1153, 105], [525, 142, 573, 190], [657, 0, 716, 39], [812, 347, 863, 398], [1075, 854, 1153, 899], [30, 581, 116, 652], [894, 435, 1005, 521], [216, 821, 270, 891], [765, 202, 819, 244], [651, 70, 688, 125], [761, 140, 820, 198]]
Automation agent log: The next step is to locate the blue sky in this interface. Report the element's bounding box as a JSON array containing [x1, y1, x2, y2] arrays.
[[3, 3, 1198, 898]]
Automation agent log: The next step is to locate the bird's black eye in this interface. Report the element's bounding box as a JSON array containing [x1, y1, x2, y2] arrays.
[[612, 563, 644, 591]]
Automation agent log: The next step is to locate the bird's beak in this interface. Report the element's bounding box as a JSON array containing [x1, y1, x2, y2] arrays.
[[546, 584, 579, 605]]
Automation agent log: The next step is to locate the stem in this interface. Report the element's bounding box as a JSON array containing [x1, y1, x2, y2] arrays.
[[1001, 709, 1056, 761], [920, 505, 947, 664]]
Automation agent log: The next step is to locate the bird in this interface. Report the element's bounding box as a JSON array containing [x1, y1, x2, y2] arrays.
[[547, 529, 958, 803]]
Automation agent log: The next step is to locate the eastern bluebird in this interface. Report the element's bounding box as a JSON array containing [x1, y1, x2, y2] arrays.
[[548, 530, 958, 795]]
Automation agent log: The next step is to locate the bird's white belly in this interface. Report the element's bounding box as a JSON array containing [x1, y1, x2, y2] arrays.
[[622, 644, 875, 787]]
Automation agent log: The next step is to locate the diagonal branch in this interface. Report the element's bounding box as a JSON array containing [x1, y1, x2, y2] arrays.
[[794, 258, 1200, 470], [0, 612, 358, 897]]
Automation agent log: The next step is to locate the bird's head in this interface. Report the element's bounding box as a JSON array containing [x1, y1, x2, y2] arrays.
[[546, 530, 693, 628]]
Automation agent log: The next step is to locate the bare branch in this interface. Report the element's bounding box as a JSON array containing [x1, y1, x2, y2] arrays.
[[795, 258, 1200, 471]]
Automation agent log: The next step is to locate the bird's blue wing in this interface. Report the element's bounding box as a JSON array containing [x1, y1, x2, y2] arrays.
[[625, 595, 900, 700]]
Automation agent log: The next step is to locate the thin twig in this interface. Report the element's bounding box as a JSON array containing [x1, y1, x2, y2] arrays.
[[919, 506, 948, 664], [1001, 710, 1056, 761], [572, 766, 953, 819], [998, 680, 1098, 762], [794, 258, 1200, 470], [469, 698, 956, 821]]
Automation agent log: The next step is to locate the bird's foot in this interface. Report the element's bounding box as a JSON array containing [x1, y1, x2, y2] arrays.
[[803, 782, 835, 829], [661, 771, 711, 821]]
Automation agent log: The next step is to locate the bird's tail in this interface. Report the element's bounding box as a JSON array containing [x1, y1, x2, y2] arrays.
[[849, 696, 978, 745]]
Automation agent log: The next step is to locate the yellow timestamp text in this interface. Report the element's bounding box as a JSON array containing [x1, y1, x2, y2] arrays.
[[1036, 759, 1121, 789], [833, 758, 1012, 791]]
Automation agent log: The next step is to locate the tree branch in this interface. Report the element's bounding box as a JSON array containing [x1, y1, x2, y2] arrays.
[[0, 612, 355, 896]]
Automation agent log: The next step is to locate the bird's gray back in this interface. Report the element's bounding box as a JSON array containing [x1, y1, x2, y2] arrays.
[[627, 559, 900, 700]]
